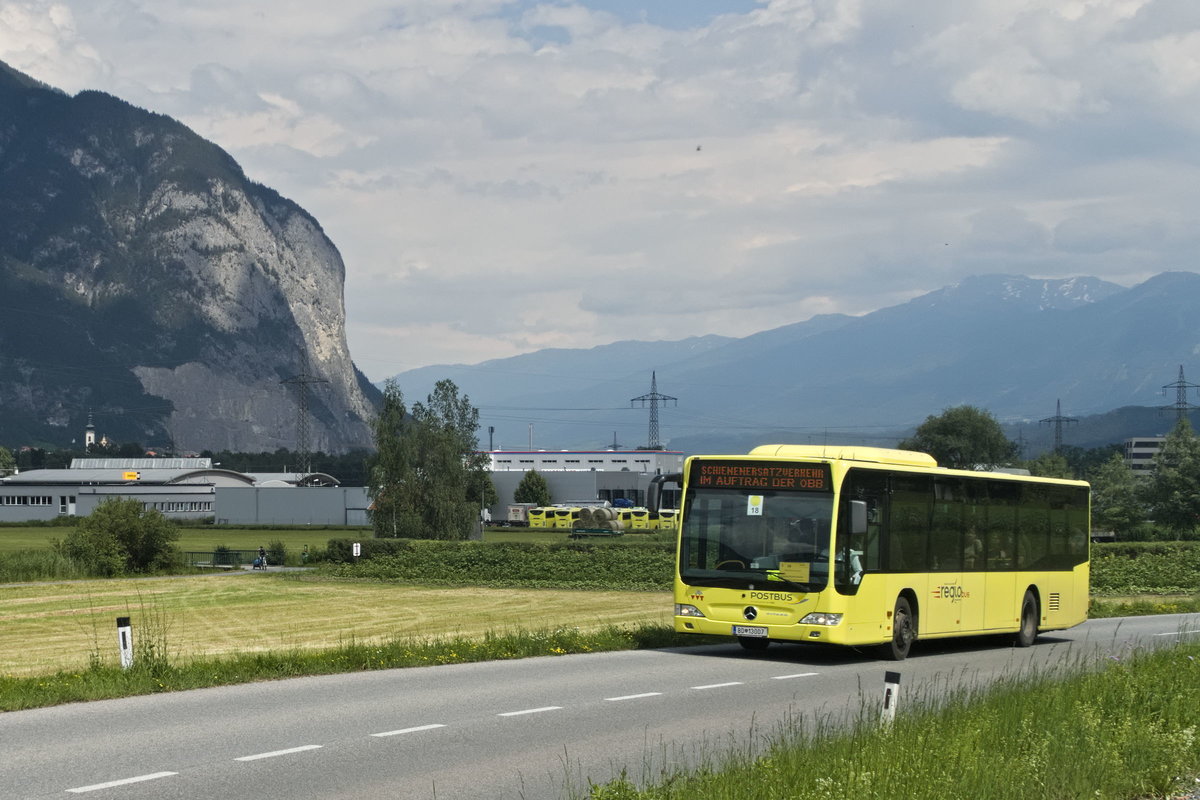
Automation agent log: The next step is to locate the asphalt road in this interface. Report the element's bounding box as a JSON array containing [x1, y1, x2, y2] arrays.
[[2, 613, 1197, 800]]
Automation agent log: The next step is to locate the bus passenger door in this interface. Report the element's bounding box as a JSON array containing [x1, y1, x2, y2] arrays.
[[926, 479, 964, 634], [957, 481, 988, 633]]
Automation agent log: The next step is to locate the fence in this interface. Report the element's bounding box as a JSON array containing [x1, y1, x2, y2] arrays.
[[185, 550, 261, 569]]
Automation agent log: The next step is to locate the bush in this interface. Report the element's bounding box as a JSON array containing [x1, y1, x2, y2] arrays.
[[1090, 541, 1200, 594], [56, 498, 181, 576], [322, 538, 673, 590], [267, 539, 288, 566]]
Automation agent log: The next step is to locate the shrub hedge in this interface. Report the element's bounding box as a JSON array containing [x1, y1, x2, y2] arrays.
[[1089, 541, 1200, 594], [323, 538, 674, 591], [321, 539, 1199, 596]]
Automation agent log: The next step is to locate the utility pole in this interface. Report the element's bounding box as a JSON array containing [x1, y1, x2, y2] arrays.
[[630, 371, 677, 450], [1160, 365, 1200, 424], [281, 346, 328, 474], [1014, 428, 1028, 461], [1039, 399, 1077, 454]]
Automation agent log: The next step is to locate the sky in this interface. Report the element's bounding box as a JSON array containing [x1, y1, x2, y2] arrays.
[[2, 0, 1199, 382]]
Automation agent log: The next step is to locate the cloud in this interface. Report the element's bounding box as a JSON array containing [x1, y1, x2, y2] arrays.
[[0, 3, 108, 88], [3, 0, 1200, 380]]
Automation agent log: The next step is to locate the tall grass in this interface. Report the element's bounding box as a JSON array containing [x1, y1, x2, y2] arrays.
[[0, 622, 697, 711], [583, 641, 1200, 800], [0, 548, 92, 582]]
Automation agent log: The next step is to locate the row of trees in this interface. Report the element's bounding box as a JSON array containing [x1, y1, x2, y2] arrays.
[[903, 405, 1200, 540]]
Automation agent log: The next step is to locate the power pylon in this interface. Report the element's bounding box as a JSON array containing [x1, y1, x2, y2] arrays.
[[1039, 399, 1077, 454], [630, 371, 677, 450], [1160, 365, 1200, 424], [281, 347, 328, 474]]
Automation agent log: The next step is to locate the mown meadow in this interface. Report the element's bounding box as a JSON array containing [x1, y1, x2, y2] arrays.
[[0, 527, 1197, 718]]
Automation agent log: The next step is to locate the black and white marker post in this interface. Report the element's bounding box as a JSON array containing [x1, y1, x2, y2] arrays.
[[116, 616, 133, 670], [881, 670, 900, 725]]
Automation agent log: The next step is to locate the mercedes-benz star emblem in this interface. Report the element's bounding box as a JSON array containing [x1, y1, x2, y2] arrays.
[[743, 606, 758, 621]]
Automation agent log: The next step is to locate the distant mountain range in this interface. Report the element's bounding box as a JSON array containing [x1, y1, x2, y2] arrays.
[[386, 272, 1200, 455], [0, 61, 379, 452]]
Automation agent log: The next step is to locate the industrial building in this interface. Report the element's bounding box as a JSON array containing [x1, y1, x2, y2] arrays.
[[0, 449, 686, 526], [485, 449, 685, 511], [0, 458, 351, 524], [1124, 437, 1166, 473]]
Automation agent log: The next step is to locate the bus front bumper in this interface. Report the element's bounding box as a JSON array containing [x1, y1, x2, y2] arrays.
[[674, 614, 846, 644]]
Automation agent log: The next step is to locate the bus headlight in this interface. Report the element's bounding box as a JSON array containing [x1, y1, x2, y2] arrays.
[[799, 612, 843, 626], [675, 604, 706, 617]]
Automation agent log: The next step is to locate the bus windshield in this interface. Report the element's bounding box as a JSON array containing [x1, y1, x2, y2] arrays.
[[680, 488, 834, 593]]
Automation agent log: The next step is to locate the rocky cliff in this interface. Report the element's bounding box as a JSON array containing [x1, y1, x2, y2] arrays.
[[0, 61, 379, 452]]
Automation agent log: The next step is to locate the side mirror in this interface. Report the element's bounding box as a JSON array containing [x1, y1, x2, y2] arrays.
[[848, 500, 868, 535], [646, 473, 682, 512]]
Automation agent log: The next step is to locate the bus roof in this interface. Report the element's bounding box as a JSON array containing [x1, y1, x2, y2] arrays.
[[748, 444, 938, 468]]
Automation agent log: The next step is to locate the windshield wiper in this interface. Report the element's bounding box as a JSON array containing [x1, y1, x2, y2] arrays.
[[682, 572, 813, 594], [762, 574, 811, 593]]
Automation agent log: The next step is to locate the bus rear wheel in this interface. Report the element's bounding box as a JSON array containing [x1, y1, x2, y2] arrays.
[[1015, 590, 1038, 647], [880, 596, 915, 661], [738, 636, 770, 652]]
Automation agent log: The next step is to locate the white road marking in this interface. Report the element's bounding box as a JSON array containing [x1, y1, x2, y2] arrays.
[[67, 772, 177, 793], [235, 744, 323, 761], [692, 681, 743, 690], [772, 672, 819, 680], [605, 692, 663, 702], [498, 706, 562, 717], [1153, 630, 1200, 637], [372, 723, 447, 737]]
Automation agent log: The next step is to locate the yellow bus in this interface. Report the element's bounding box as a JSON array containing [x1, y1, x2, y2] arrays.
[[526, 508, 552, 529], [627, 509, 651, 530], [652, 445, 1089, 660], [553, 508, 581, 529]]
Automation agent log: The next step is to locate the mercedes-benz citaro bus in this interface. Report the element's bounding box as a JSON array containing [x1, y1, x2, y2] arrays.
[[647, 445, 1090, 660]]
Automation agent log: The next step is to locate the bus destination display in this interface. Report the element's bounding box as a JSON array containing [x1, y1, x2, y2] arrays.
[[691, 460, 832, 492]]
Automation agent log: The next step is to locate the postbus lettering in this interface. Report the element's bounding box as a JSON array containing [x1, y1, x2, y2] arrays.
[[749, 591, 795, 602]]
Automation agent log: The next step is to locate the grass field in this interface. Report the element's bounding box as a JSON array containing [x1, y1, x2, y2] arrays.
[[0, 573, 671, 677]]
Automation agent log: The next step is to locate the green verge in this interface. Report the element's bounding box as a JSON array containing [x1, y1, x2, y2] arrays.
[[0, 623, 718, 712], [583, 641, 1200, 800]]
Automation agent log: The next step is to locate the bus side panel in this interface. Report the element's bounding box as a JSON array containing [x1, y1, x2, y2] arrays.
[[1034, 564, 1089, 630], [983, 571, 1018, 630], [923, 571, 963, 635], [841, 574, 888, 644], [958, 570, 987, 632], [842, 573, 921, 646]]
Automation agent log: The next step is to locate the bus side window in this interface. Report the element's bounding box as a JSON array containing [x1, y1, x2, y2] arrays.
[[888, 475, 930, 572], [839, 470, 886, 593]]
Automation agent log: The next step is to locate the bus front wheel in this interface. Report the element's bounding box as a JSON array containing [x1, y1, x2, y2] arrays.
[[1015, 591, 1038, 647], [881, 596, 915, 661]]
